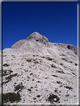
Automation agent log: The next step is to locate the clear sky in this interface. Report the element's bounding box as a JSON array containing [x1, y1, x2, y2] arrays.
[[3, 2, 77, 50]]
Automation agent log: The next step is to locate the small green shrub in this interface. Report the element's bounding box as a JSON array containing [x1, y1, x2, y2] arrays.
[[2, 80, 10, 84], [3, 92, 21, 103], [33, 97, 36, 100], [60, 63, 63, 66], [14, 83, 24, 92], [32, 79, 34, 81], [30, 73, 33, 75], [62, 58, 68, 62], [5, 73, 17, 82], [52, 75, 58, 77], [31, 86, 33, 89], [47, 57, 53, 61], [2, 70, 13, 76], [48, 94, 60, 103], [37, 95, 40, 98], [51, 64, 57, 68], [33, 55, 35, 57], [27, 76, 30, 79], [56, 81, 62, 84], [2, 70, 8, 76], [75, 63, 77, 66], [37, 81, 41, 83], [54, 89, 58, 93], [35, 61, 39, 64], [28, 89, 31, 92], [3, 64, 9, 67], [69, 61, 72, 63], [26, 59, 31, 62], [66, 94, 69, 97], [64, 86, 73, 90], [57, 70, 64, 74]]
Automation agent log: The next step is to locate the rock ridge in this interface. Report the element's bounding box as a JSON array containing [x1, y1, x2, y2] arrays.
[[11, 32, 77, 55]]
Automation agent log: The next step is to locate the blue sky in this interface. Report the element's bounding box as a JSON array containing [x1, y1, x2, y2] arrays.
[[3, 2, 77, 50]]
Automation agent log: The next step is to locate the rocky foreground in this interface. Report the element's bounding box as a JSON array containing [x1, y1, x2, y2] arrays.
[[1, 32, 78, 105]]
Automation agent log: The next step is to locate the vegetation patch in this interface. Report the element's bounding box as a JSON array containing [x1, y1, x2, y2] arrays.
[[52, 75, 58, 77], [5, 73, 17, 82], [60, 63, 63, 66], [33, 97, 36, 100], [37, 95, 41, 98], [37, 81, 41, 83], [62, 58, 68, 62], [2, 80, 10, 85], [69, 61, 73, 63], [64, 86, 73, 90], [3, 92, 21, 103], [33, 55, 35, 57], [47, 57, 53, 61], [28, 89, 31, 92], [66, 94, 69, 97], [47, 94, 60, 103], [14, 83, 24, 92], [75, 63, 77, 66], [56, 81, 62, 84], [30, 73, 33, 75], [26, 59, 32, 62], [72, 72, 75, 75], [51, 64, 57, 68], [34, 61, 39, 64], [32, 79, 34, 81], [57, 70, 64, 74], [2, 70, 13, 76], [3, 63, 9, 67]]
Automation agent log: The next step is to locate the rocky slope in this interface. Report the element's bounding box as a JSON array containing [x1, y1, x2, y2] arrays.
[[1, 32, 78, 105]]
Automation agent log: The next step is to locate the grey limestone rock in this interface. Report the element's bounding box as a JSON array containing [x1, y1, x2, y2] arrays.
[[11, 32, 77, 55], [1, 32, 78, 105], [54, 43, 77, 55], [26, 32, 49, 46]]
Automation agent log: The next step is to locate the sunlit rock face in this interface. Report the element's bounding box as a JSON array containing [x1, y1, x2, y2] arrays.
[[26, 32, 48, 43], [1, 32, 78, 105]]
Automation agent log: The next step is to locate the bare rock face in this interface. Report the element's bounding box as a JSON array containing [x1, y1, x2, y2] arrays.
[[11, 32, 77, 55], [67, 44, 77, 55], [26, 32, 49, 46], [1, 32, 78, 105], [54, 43, 77, 55], [11, 40, 26, 49]]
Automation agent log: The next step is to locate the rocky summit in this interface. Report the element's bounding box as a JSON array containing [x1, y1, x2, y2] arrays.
[[1, 32, 78, 105]]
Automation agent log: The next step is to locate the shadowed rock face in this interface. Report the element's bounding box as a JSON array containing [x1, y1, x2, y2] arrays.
[[54, 43, 77, 55], [67, 45, 77, 55]]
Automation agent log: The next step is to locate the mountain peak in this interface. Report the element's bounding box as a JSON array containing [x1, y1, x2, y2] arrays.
[[26, 32, 49, 45], [26, 32, 42, 40]]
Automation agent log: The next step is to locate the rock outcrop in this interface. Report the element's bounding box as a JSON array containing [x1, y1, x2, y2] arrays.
[[1, 32, 78, 105], [11, 32, 77, 55], [54, 43, 77, 55]]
